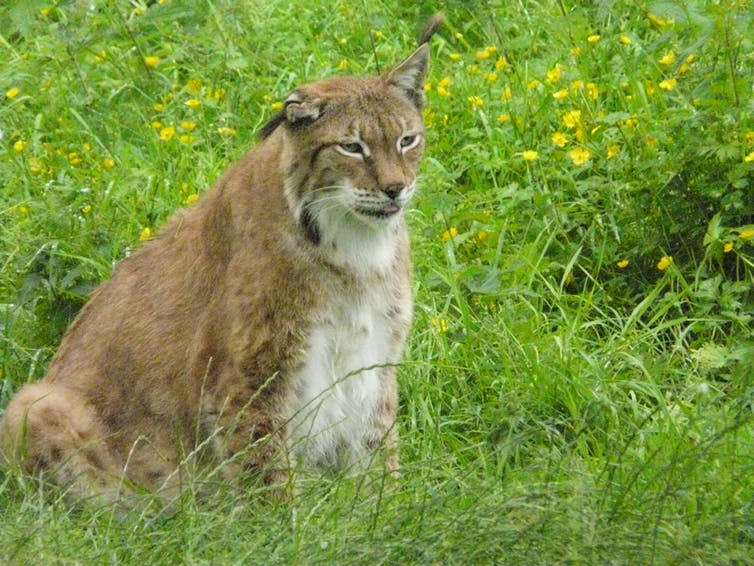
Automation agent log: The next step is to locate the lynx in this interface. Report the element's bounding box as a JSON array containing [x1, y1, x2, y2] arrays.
[[0, 15, 442, 505]]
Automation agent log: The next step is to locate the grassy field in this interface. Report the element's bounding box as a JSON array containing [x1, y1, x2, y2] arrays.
[[2, 0, 754, 563]]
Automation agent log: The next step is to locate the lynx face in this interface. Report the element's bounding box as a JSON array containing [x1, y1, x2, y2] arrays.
[[261, 46, 430, 268]]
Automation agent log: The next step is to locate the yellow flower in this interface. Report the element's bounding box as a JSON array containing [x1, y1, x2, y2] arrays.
[[449, 52, 461, 61], [185, 98, 201, 109], [424, 82, 432, 93], [270, 101, 284, 111], [551, 132, 567, 147], [143, 56, 161, 68], [180, 120, 197, 131], [497, 113, 511, 124], [475, 49, 491, 60], [586, 83, 599, 100], [570, 47, 582, 57], [185, 193, 199, 205], [500, 86, 512, 101], [723, 242, 734, 253], [441, 227, 458, 241], [209, 87, 226, 101], [13, 140, 26, 153], [521, 150, 538, 162], [553, 89, 569, 100], [648, 13, 672, 27], [658, 78, 677, 91], [94, 50, 107, 64], [740, 230, 754, 241], [568, 147, 592, 166], [659, 50, 676, 66], [616, 259, 629, 269], [179, 134, 194, 144], [466, 64, 479, 75], [153, 102, 165, 112], [587, 34, 601, 44], [431, 316, 449, 333], [546, 65, 562, 84], [337, 59, 348, 70], [438, 77, 452, 88], [28, 158, 42, 173], [103, 158, 115, 169], [527, 79, 541, 90], [151, 120, 163, 129], [743, 131, 754, 145], [139, 227, 152, 241], [657, 255, 673, 271], [338, 38, 347, 45], [570, 80, 583, 91], [485, 46, 497, 53], [437, 86, 449, 97], [607, 144, 620, 159], [476, 231, 489, 242], [454, 32, 463, 40], [485, 72, 498, 82], [468, 95, 484, 108], [159, 125, 176, 141], [18, 204, 29, 215], [621, 116, 638, 128], [39, 7, 51, 17], [743, 151, 754, 163], [619, 34, 632, 45], [82, 204, 92, 214], [373, 30, 384, 40], [495, 56, 508, 70], [217, 127, 237, 136], [186, 78, 202, 93], [6, 87, 20, 99], [562, 110, 581, 129]]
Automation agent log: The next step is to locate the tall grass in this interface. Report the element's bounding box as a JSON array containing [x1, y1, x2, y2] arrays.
[[1, 0, 753, 563]]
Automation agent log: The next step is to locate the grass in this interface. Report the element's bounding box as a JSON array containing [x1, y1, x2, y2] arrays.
[[2, 0, 754, 563]]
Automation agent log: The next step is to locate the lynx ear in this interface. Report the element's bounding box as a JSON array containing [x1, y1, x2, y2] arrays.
[[385, 44, 430, 106], [258, 91, 325, 139], [284, 92, 325, 124]]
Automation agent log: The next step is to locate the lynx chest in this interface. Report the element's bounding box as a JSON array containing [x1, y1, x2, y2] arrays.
[[286, 278, 403, 470]]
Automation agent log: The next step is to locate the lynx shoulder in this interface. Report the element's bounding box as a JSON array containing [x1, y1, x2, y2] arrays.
[[0, 15, 441, 505]]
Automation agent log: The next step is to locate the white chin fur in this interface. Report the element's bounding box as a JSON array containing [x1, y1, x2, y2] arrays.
[[284, 179, 403, 274]]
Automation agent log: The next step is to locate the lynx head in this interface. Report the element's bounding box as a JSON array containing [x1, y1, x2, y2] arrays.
[[259, 36, 435, 266]]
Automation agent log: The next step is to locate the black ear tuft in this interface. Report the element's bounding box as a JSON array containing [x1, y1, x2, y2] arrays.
[[259, 111, 286, 139]]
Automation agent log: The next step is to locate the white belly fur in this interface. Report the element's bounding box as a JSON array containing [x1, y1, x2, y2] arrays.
[[287, 285, 396, 470]]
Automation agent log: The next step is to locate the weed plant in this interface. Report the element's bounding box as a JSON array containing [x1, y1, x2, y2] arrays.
[[1, 0, 753, 564]]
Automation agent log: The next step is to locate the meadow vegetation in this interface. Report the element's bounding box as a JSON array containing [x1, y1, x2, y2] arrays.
[[1, 0, 753, 563]]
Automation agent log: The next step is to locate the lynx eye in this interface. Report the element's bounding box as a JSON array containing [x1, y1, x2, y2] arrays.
[[337, 141, 365, 157], [398, 134, 420, 152]]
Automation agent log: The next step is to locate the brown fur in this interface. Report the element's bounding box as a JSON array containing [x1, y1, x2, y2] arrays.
[[0, 16, 441, 506]]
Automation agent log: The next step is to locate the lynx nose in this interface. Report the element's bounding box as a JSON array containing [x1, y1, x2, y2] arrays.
[[381, 183, 405, 200]]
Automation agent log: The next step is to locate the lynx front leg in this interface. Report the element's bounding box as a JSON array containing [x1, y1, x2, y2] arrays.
[[200, 386, 291, 489], [363, 368, 400, 475]]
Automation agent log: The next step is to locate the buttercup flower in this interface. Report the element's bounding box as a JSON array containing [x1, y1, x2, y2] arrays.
[[607, 144, 620, 159], [180, 120, 197, 131], [140, 227, 152, 241], [743, 151, 754, 162], [657, 255, 673, 270], [6, 87, 20, 99], [616, 259, 629, 269], [468, 95, 484, 108], [658, 78, 677, 91], [441, 227, 458, 241], [546, 65, 562, 84], [521, 150, 538, 162], [568, 147, 592, 165], [619, 35, 632, 45], [103, 158, 115, 169], [587, 34, 600, 43], [185, 194, 199, 205], [143, 56, 161, 68], [186, 79, 202, 93], [551, 132, 567, 147], [723, 242, 734, 253], [562, 110, 581, 129], [659, 50, 676, 65], [500, 86, 512, 101], [740, 230, 754, 241], [13, 140, 26, 152], [449, 53, 461, 61], [159, 125, 176, 141], [185, 99, 201, 109], [586, 83, 599, 100], [495, 56, 508, 70], [497, 113, 511, 124], [553, 89, 569, 100], [270, 101, 284, 110]]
